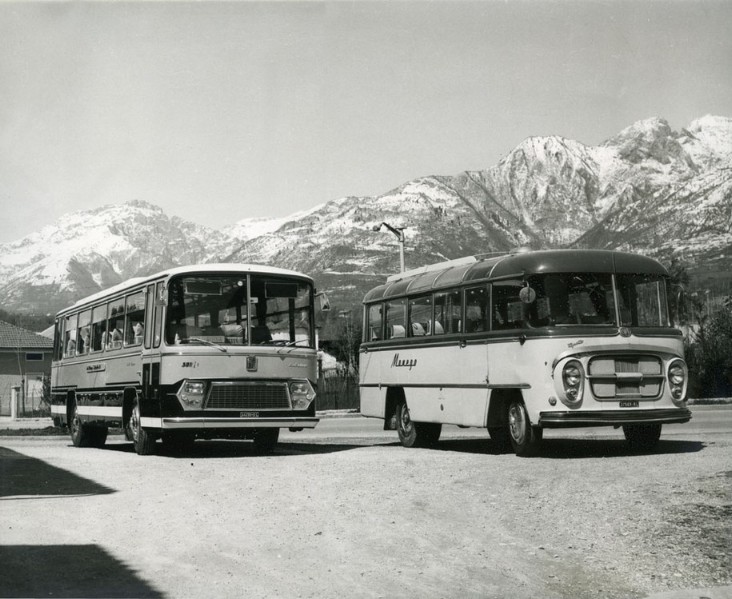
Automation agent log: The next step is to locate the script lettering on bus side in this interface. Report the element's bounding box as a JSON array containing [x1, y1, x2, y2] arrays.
[[391, 353, 417, 370]]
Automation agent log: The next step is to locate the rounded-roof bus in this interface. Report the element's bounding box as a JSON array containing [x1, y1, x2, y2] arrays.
[[51, 263, 323, 454], [359, 249, 691, 456]]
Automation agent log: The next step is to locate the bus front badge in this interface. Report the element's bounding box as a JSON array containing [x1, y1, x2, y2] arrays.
[[247, 356, 258, 371]]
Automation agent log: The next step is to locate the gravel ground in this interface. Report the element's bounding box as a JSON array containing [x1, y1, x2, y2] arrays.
[[1, 425, 731, 599]]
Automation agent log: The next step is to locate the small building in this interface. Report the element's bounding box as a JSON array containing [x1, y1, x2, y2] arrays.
[[0, 320, 53, 417]]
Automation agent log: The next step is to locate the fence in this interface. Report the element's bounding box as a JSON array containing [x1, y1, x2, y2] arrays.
[[317, 371, 360, 411]]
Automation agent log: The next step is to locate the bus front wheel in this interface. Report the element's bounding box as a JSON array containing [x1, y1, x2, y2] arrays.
[[396, 402, 441, 448], [128, 398, 156, 456], [623, 424, 662, 451], [507, 399, 542, 457]]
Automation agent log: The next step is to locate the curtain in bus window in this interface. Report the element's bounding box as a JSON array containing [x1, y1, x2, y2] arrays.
[[465, 286, 489, 333], [433, 290, 461, 334], [107, 299, 125, 350], [124, 291, 146, 346], [76, 310, 91, 355], [385, 298, 406, 339], [408, 296, 432, 337], [368, 304, 383, 341], [90, 304, 107, 352], [63, 314, 77, 357]]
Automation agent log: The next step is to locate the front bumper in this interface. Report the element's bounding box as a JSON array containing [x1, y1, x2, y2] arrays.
[[539, 408, 691, 428], [141, 416, 320, 430]]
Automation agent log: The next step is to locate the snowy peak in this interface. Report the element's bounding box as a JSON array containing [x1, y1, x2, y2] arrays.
[[0, 115, 729, 316]]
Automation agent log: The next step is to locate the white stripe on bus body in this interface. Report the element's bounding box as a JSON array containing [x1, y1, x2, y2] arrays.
[[75, 406, 123, 418]]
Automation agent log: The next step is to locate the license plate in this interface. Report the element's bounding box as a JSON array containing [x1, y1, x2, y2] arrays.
[[619, 401, 639, 408], [240, 411, 259, 418]]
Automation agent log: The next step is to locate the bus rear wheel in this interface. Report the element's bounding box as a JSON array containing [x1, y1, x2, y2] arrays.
[[128, 398, 156, 456], [396, 402, 441, 448], [70, 403, 92, 448], [623, 423, 662, 451], [507, 399, 542, 457]]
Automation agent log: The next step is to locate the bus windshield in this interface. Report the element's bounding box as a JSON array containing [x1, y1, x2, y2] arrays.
[[509, 272, 670, 328], [165, 274, 314, 346]]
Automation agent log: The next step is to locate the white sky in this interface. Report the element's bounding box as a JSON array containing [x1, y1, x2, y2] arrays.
[[1, 0, 730, 244]]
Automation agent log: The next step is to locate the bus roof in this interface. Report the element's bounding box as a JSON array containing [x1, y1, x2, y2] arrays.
[[57, 263, 313, 316], [363, 249, 669, 303]]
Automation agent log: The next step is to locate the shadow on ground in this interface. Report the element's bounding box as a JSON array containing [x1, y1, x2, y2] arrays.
[[0, 447, 115, 498], [0, 545, 163, 598], [103, 438, 388, 459], [430, 437, 706, 458]]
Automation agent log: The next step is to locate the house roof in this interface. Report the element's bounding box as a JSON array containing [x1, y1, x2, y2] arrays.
[[0, 320, 54, 350]]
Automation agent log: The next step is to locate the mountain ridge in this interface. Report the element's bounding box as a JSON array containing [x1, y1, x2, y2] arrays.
[[1, 114, 730, 316]]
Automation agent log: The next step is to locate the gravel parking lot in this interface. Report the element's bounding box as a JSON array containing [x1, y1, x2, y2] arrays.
[[1, 415, 731, 599]]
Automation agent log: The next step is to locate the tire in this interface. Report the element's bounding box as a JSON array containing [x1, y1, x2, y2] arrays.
[[507, 399, 542, 457], [396, 402, 441, 448], [128, 397, 156, 455], [70, 402, 92, 448], [488, 426, 512, 453], [623, 423, 662, 451], [252, 428, 280, 453]]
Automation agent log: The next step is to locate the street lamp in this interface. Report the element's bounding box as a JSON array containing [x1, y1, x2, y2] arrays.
[[372, 222, 405, 273]]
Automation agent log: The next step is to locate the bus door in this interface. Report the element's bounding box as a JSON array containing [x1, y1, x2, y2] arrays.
[[141, 282, 164, 402]]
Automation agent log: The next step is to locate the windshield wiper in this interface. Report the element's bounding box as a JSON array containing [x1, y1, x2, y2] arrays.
[[187, 337, 228, 353]]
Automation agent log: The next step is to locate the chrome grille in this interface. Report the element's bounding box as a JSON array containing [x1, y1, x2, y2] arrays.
[[588, 355, 663, 400], [205, 382, 291, 410]]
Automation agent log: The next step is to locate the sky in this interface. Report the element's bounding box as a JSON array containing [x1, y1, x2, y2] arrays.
[[1, 0, 731, 244]]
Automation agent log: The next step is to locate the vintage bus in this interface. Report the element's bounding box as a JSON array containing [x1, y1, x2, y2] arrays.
[[359, 250, 691, 456], [51, 264, 322, 455]]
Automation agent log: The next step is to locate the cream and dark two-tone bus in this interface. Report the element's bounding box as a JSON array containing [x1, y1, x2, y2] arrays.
[[51, 264, 322, 455], [359, 250, 691, 456]]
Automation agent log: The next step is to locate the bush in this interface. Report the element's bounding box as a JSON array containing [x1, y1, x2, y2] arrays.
[[685, 307, 732, 398]]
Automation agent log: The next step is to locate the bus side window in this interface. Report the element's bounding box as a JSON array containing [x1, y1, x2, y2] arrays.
[[465, 286, 489, 333], [492, 280, 524, 330], [90, 304, 107, 352], [367, 304, 383, 341], [77, 310, 91, 355], [125, 291, 146, 346], [53, 319, 63, 361], [408, 296, 431, 337], [434, 290, 461, 334], [107, 300, 125, 350], [64, 314, 78, 357], [385, 298, 406, 339]]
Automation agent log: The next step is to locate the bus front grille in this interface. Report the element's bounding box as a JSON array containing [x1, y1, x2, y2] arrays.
[[588, 355, 663, 400], [205, 382, 291, 410]]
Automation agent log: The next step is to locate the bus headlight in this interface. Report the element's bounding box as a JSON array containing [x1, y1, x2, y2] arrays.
[[289, 380, 316, 410], [667, 359, 688, 404], [561, 360, 584, 406], [177, 380, 206, 410]]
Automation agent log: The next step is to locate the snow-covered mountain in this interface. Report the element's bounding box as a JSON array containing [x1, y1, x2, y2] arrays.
[[1, 115, 729, 317]]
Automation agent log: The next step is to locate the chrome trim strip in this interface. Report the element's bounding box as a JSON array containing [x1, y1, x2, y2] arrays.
[[159, 417, 319, 430]]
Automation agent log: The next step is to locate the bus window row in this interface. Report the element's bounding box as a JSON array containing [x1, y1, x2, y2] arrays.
[[365, 273, 670, 341], [58, 290, 146, 359]]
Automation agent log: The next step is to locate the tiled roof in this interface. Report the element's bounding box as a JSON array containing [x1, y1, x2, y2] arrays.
[[0, 320, 53, 350]]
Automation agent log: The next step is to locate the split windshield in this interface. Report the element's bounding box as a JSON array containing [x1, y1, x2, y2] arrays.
[[496, 272, 670, 329], [165, 275, 314, 347]]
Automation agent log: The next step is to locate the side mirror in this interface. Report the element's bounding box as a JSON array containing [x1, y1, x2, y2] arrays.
[[519, 283, 536, 304], [316, 292, 331, 312]]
